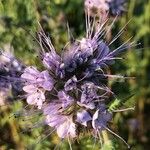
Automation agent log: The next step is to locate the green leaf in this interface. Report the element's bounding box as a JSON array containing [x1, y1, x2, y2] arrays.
[[108, 94, 135, 112]]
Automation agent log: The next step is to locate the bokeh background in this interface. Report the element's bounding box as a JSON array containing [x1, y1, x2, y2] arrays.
[[0, 0, 150, 150]]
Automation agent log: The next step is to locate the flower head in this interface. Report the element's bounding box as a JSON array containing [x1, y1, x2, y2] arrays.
[[0, 50, 24, 105], [17, 16, 131, 141], [44, 102, 76, 138], [107, 0, 126, 16], [9, 2, 132, 148], [84, 0, 127, 17], [84, 0, 109, 16]]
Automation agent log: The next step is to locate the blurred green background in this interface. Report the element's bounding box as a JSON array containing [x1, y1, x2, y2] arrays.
[[0, 0, 150, 149]]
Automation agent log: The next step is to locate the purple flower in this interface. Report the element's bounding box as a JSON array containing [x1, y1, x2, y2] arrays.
[[21, 67, 40, 81], [58, 91, 74, 109], [9, 2, 132, 147], [44, 103, 76, 138], [78, 82, 104, 109], [64, 76, 77, 91], [80, 82, 98, 104], [40, 70, 54, 91], [44, 103, 65, 127], [107, 0, 126, 16], [79, 38, 96, 57], [0, 50, 24, 103], [21, 67, 54, 108], [42, 52, 61, 72], [56, 116, 76, 138], [84, 0, 126, 17], [62, 43, 80, 73], [86, 41, 112, 74], [23, 85, 45, 109], [21, 67, 54, 91], [62, 39, 96, 75], [92, 104, 112, 130], [76, 110, 92, 126]]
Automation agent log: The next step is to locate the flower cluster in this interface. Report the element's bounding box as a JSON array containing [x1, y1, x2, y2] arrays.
[[1, 0, 132, 148], [107, 0, 126, 16], [18, 13, 131, 142], [84, 0, 126, 17], [0, 51, 24, 105]]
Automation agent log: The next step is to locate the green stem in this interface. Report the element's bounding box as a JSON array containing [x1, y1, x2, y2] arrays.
[[102, 130, 109, 143], [101, 130, 116, 150]]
